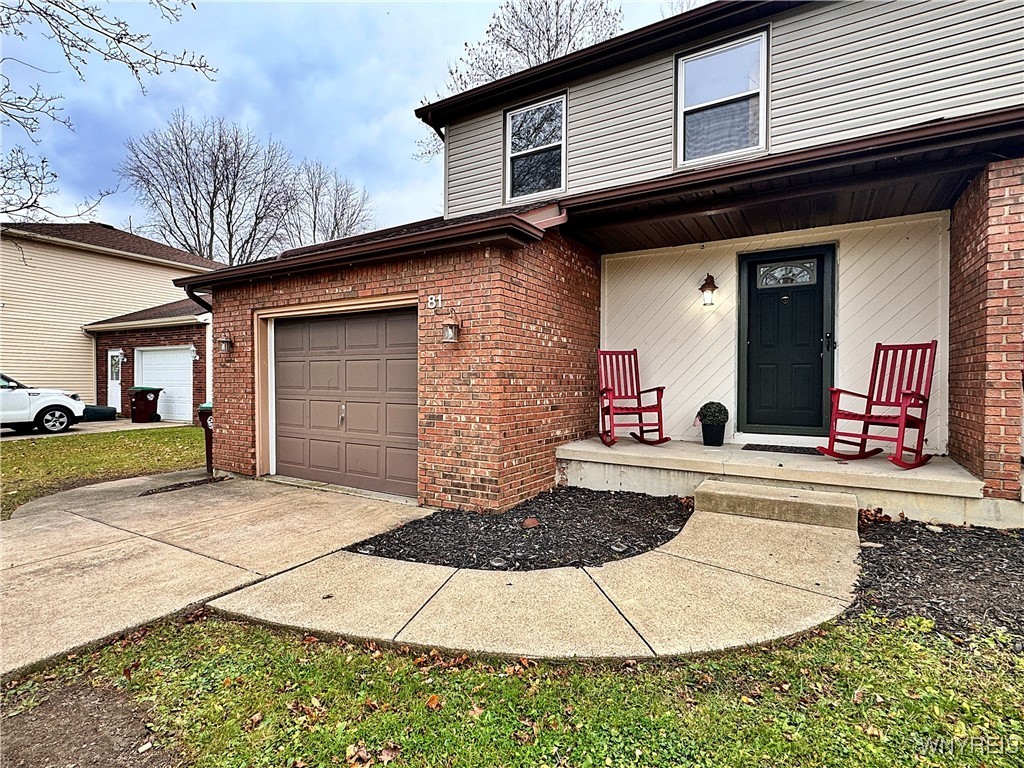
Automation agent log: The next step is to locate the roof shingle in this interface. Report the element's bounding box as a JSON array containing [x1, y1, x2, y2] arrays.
[[87, 297, 208, 327], [1, 222, 221, 270]]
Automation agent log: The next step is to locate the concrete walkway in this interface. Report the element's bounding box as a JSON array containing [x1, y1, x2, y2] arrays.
[[213, 508, 860, 659], [2, 473, 860, 673], [1, 472, 427, 675]]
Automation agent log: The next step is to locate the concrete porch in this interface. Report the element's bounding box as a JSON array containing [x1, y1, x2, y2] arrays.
[[557, 438, 1023, 529]]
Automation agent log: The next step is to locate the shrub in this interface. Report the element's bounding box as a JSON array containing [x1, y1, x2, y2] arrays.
[[697, 401, 729, 426]]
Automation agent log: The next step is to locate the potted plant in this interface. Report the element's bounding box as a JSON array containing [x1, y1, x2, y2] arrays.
[[696, 401, 729, 446]]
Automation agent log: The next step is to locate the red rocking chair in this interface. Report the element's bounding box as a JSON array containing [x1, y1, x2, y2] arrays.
[[598, 349, 670, 447], [817, 340, 938, 469]]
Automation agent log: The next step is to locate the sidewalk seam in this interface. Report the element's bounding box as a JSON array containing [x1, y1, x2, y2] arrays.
[[583, 568, 657, 657], [653, 549, 852, 602], [392, 568, 460, 641]]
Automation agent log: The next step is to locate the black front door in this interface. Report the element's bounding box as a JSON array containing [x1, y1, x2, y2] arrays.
[[740, 246, 834, 435]]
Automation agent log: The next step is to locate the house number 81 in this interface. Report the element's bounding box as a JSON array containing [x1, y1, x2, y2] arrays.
[[426, 294, 442, 309]]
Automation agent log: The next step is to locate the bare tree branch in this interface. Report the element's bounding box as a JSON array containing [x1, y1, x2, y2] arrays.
[[0, 0, 214, 217], [283, 159, 374, 249], [415, 0, 622, 160]]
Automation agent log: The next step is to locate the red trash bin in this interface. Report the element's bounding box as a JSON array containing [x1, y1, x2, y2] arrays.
[[128, 387, 163, 423]]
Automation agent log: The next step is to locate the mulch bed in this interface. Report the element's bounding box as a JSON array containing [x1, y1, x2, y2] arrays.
[[850, 510, 1024, 641], [1, 682, 179, 768], [138, 476, 226, 497], [347, 487, 693, 571]]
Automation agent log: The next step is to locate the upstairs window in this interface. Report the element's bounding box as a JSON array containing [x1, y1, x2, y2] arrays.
[[506, 95, 565, 201], [678, 33, 766, 164]]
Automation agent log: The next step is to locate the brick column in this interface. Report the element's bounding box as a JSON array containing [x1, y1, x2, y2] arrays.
[[948, 158, 1023, 500]]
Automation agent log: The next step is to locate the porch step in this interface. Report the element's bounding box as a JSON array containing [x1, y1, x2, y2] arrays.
[[694, 480, 858, 530]]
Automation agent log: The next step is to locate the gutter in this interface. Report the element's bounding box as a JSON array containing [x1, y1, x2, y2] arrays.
[[83, 315, 209, 333], [0, 228, 216, 273], [175, 215, 546, 291], [184, 284, 213, 313]]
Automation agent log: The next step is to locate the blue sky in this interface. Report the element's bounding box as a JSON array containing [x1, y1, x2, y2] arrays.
[[7, 1, 668, 230]]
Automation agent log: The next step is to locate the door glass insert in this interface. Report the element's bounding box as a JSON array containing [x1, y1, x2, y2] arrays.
[[109, 354, 121, 381], [757, 260, 817, 288]]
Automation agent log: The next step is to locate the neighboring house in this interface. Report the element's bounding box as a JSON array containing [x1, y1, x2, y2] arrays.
[[0, 223, 219, 422], [177, 1, 1023, 513]]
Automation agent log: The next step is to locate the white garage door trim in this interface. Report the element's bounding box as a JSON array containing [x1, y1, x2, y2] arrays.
[[135, 346, 194, 422]]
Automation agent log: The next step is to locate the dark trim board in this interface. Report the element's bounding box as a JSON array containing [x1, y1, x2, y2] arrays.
[[737, 244, 835, 436]]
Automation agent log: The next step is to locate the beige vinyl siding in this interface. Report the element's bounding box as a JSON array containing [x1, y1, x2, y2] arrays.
[[444, 0, 1024, 215], [445, 111, 504, 216], [601, 212, 950, 449], [0, 238, 204, 403], [769, 0, 1024, 152]]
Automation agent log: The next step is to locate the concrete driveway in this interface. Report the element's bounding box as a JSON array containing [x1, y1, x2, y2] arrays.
[[0, 471, 427, 676]]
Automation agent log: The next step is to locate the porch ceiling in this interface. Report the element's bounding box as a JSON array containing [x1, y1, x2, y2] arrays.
[[562, 109, 1024, 254]]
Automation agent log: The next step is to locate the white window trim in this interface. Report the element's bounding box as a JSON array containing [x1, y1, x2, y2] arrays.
[[677, 31, 768, 168], [505, 94, 567, 203]]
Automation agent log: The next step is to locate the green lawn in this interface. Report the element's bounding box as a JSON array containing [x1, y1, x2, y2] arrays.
[[6, 614, 1021, 767], [1, 426, 204, 519]]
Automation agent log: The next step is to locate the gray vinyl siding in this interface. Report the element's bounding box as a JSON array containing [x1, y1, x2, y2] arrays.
[[444, 0, 1024, 218]]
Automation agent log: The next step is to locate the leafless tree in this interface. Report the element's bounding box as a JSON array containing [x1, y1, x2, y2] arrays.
[[0, 0, 214, 219], [662, 0, 713, 18], [416, 0, 622, 159], [119, 111, 295, 266], [283, 160, 374, 250]]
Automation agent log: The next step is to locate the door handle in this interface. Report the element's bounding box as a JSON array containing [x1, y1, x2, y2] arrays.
[[339, 404, 346, 425], [824, 333, 835, 352]]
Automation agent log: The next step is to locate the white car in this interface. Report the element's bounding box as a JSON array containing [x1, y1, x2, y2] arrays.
[[1, 373, 86, 434]]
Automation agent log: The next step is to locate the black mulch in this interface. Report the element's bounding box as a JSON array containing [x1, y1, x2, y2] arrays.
[[346, 487, 693, 571], [850, 510, 1024, 640], [138, 476, 227, 497], [742, 443, 821, 456]]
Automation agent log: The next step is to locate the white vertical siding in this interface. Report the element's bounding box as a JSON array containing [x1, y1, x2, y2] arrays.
[[0, 238, 203, 403], [601, 213, 950, 450], [443, 0, 1024, 216]]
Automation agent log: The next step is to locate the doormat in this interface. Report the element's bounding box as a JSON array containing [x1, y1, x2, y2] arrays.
[[742, 443, 821, 456]]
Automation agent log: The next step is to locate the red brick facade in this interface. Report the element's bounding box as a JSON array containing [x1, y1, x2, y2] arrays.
[[948, 158, 1024, 500], [94, 324, 208, 425], [211, 229, 600, 511]]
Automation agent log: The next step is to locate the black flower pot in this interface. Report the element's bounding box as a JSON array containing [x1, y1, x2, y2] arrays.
[[701, 423, 725, 447]]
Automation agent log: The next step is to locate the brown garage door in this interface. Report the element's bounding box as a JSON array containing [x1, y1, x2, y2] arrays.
[[274, 309, 417, 496]]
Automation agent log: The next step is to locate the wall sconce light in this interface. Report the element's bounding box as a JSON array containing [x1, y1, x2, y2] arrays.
[[441, 309, 461, 343], [217, 332, 234, 354], [112, 348, 127, 364], [188, 343, 200, 362], [699, 273, 718, 306]]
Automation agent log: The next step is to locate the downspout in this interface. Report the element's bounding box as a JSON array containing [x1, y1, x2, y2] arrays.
[[185, 284, 213, 313]]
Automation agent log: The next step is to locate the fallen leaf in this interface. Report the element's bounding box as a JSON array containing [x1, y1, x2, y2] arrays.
[[425, 694, 442, 711], [244, 712, 263, 731], [379, 743, 402, 764], [467, 703, 485, 719]]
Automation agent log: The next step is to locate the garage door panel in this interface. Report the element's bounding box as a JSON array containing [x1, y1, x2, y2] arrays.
[[345, 442, 380, 477], [275, 310, 417, 496], [386, 359, 416, 393], [345, 318, 381, 349], [309, 319, 341, 350], [345, 401, 381, 434], [276, 323, 306, 352], [277, 398, 306, 429], [276, 361, 307, 390], [386, 316, 417, 348], [309, 360, 341, 390], [309, 439, 342, 472], [137, 348, 193, 422], [385, 447, 417, 484], [309, 400, 341, 430], [386, 403, 417, 438], [276, 435, 307, 468], [345, 359, 380, 391]]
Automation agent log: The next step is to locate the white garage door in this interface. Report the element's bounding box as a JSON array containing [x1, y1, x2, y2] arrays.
[[136, 347, 193, 422]]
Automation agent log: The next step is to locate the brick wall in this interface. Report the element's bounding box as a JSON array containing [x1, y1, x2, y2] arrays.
[[94, 324, 208, 425], [211, 229, 600, 511], [948, 158, 1023, 500]]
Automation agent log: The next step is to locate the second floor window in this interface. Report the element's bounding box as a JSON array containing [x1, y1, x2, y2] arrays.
[[506, 95, 565, 201], [678, 33, 766, 164]]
